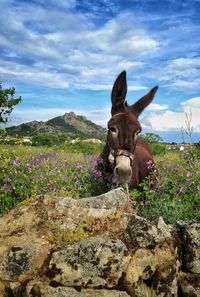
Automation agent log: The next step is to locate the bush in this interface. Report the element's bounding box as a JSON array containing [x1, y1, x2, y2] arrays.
[[151, 142, 166, 155], [56, 141, 104, 155], [131, 148, 200, 223], [32, 133, 66, 146], [0, 146, 107, 214]]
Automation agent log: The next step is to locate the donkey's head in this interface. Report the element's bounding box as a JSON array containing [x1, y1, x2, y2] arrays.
[[107, 71, 158, 184]]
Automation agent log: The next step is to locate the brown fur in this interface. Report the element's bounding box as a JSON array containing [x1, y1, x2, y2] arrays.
[[101, 71, 158, 188]]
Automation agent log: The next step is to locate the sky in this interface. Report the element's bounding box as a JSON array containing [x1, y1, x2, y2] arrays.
[[0, 0, 200, 142]]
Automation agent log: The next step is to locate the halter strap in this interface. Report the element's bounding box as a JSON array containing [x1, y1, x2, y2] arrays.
[[115, 149, 134, 161], [110, 149, 135, 161]]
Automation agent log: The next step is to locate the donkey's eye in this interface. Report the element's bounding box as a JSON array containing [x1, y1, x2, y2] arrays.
[[134, 130, 141, 137], [136, 130, 141, 135], [109, 127, 117, 133]]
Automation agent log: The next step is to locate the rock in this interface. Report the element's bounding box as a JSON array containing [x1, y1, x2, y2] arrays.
[[127, 215, 172, 249], [0, 281, 7, 297], [0, 188, 199, 297], [0, 239, 50, 282], [56, 188, 130, 213], [182, 222, 200, 273], [124, 244, 180, 297], [179, 272, 200, 297], [48, 236, 127, 288], [25, 282, 130, 297], [151, 244, 180, 297]]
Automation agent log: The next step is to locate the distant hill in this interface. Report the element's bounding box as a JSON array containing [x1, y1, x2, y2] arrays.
[[6, 112, 107, 140]]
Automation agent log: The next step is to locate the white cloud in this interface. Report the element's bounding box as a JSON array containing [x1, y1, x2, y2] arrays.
[[182, 97, 200, 107], [146, 103, 169, 111], [0, 60, 70, 88], [5, 97, 200, 133], [91, 13, 159, 56], [0, 1, 158, 90], [142, 97, 200, 132], [145, 57, 200, 91]]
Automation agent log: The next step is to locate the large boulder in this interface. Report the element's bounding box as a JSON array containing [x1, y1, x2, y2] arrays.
[[48, 236, 127, 288], [0, 188, 199, 297]]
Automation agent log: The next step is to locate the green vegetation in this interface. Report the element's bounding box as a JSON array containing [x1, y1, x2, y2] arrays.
[[32, 133, 67, 146], [142, 132, 163, 143], [0, 145, 108, 214], [0, 142, 199, 223], [151, 142, 166, 155], [131, 147, 200, 223], [0, 82, 21, 124], [5, 111, 107, 141], [56, 141, 103, 155]]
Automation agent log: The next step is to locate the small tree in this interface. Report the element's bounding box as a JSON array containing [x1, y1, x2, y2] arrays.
[[142, 132, 163, 143], [0, 82, 21, 124]]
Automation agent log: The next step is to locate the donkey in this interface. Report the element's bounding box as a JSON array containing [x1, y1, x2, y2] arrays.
[[101, 71, 158, 188]]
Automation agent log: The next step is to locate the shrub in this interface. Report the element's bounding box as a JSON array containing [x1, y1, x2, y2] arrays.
[[0, 146, 107, 214], [32, 133, 66, 146], [56, 141, 104, 155], [151, 142, 166, 155], [131, 148, 200, 223]]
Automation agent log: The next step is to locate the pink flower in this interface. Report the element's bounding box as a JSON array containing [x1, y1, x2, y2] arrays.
[[179, 188, 186, 194], [149, 189, 155, 193], [186, 171, 193, 177]]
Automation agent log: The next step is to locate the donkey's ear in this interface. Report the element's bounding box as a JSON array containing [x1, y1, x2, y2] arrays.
[[111, 71, 127, 115], [131, 86, 158, 116]]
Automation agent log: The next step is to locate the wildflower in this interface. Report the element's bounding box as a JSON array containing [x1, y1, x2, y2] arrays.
[[186, 171, 193, 177], [147, 160, 154, 170], [90, 156, 104, 165], [149, 189, 155, 193], [111, 175, 118, 186], [76, 163, 84, 172], [3, 177, 11, 183], [175, 166, 179, 172], [11, 158, 19, 167], [1, 185, 12, 193], [179, 188, 186, 194]]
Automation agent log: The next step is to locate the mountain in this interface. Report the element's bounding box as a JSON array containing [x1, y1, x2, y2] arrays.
[[6, 112, 107, 140]]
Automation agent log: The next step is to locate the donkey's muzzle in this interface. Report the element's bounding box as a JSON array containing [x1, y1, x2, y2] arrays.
[[114, 156, 132, 184]]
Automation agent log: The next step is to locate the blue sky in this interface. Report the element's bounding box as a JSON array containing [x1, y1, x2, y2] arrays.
[[0, 0, 200, 139]]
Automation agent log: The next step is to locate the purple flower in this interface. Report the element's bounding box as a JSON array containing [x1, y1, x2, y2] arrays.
[[1, 185, 12, 193], [149, 189, 155, 193], [179, 188, 186, 194], [90, 156, 104, 165], [147, 159, 154, 170], [175, 166, 179, 172], [186, 171, 193, 177], [3, 177, 11, 183], [76, 163, 84, 172]]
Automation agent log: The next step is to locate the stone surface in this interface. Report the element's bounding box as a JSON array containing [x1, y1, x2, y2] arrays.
[[25, 283, 130, 297], [0, 188, 199, 297], [179, 272, 200, 297], [48, 235, 127, 288], [0, 239, 50, 282], [0, 281, 7, 297], [55, 188, 130, 213], [124, 244, 180, 297], [182, 222, 200, 274], [127, 215, 173, 249]]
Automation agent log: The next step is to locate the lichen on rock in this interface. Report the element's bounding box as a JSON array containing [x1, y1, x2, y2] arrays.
[[0, 188, 199, 297]]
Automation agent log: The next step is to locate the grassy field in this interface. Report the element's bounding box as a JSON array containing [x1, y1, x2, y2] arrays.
[[0, 143, 199, 223]]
